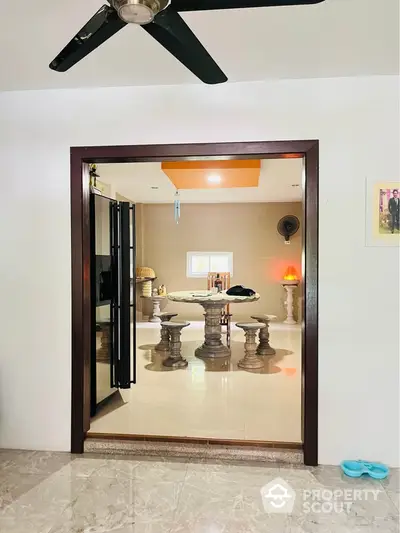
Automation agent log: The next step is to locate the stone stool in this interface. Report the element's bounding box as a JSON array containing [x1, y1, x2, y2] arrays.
[[251, 314, 277, 356], [162, 322, 190, 369], [236, 322, 266, 370], [96, 321, 111, 363], [154, 313, 178, 352]]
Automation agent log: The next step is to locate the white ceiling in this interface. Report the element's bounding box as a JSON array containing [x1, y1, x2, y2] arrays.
[[97, 158, 303, 203], [0, 0, 398, 91]]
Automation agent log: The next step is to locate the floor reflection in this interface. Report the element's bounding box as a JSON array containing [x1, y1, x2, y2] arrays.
[[144, 351, 176, 372], [90, 322, 302, 442], [142, 340, 292, 374]]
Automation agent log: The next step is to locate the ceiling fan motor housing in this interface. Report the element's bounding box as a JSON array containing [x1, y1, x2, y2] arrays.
[[112, 0, 170, 25]]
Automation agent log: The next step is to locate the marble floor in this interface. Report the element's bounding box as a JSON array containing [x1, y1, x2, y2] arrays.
[[90, 322, 301, 443], [0, 450, 398, 533]]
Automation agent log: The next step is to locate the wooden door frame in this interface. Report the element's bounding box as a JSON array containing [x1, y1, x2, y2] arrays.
[[70, 140, 319, 465]]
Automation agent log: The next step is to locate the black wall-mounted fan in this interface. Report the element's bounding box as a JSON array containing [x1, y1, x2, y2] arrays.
[[50, 0, 325, 85], [277, 215, 300, 243]]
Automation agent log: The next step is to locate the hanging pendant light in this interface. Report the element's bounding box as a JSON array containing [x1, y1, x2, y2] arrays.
[[174, 190, 181, 224]]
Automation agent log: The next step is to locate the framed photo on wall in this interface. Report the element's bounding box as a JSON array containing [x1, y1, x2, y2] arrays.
[[366, 180, 400, 247]]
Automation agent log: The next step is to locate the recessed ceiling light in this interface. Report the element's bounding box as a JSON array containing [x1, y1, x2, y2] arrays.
[[207, 174, 221, 184]]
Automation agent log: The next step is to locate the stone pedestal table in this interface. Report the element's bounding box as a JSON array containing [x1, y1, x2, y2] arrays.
[[167, 291, 260, 359]]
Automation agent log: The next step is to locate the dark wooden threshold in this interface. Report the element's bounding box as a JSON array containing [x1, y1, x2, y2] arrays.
[[86, 433, 303, 450]]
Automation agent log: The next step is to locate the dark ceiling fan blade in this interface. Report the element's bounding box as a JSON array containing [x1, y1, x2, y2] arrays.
[[172, 0, 324, 11], [143, 8, 227, 84], [49, 5, 127, 72]]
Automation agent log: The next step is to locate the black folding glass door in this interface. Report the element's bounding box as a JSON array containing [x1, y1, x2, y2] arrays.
[[90, 193, 136, 416]]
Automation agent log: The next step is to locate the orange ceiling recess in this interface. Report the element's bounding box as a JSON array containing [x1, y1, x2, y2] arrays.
[[161, 160, 261, 190]]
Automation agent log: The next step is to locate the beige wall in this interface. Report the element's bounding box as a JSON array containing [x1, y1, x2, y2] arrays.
[[140, 202, 302, 321]]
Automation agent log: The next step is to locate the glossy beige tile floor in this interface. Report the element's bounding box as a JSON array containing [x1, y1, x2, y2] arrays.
[[90, 322, 302, 443], [0, 451, 399, 532]]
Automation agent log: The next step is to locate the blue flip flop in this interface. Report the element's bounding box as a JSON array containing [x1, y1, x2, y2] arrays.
[[340, 460, 389, 480]]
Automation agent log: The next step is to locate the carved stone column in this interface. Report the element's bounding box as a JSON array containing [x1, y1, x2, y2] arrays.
[[195, 302, 231, 359], [281, 281, 299, 325], [155, 324, 171, 352], [149, 296, 165, 323], [251, 314, 277, 356], [155, 313, 178, 352], [96, 322, 110, 363], [236, 323, 265, 370], [163, 322, 189, 369]]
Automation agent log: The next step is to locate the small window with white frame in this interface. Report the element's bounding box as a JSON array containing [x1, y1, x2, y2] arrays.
[[186, 252, 233, 278]]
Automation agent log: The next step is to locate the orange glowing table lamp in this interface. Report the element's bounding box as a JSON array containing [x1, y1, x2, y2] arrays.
[[283, 266, 299, 283]]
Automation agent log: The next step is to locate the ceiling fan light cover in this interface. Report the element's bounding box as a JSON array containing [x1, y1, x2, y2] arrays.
[[113, 0, 162, 25]]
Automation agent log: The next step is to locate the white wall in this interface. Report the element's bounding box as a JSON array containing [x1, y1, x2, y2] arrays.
[[0, 75, 398, 466]]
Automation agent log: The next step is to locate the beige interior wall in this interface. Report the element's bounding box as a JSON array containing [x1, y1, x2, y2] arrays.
[[140, 202, 302, 321]]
